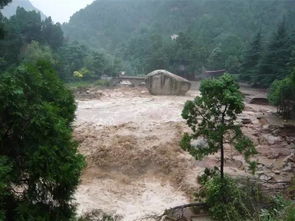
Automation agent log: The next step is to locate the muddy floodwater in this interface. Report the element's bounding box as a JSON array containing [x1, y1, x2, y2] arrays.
[[73, 85, 295, 221]]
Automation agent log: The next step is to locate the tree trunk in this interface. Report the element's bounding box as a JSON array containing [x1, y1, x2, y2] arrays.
[[220, 138, 224, 180], [220, 109, 226, 180]]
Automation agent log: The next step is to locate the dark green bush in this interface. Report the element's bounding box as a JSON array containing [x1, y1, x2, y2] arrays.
[[268, 70, 295, 119], [196, 172, 295, 221], [197, 175, 253, 221], [0, 60, 85, 220]]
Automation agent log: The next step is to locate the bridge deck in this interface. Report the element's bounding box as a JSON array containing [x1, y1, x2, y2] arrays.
[[118, 76, 146, 80]]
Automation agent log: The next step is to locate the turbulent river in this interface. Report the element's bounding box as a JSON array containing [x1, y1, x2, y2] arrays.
[[73, 85, 294, 221]]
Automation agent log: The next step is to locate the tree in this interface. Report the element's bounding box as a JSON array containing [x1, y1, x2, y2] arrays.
[[20, 40, 56, 64], [268, 69, 295, 119], [170, 32, 195, 79], [86, 51, 108, 78], [207, 46, 224, 71], [0, 60, 85, 220], [9, 7, 43, 43], [145, 34, 169, 72], [257, 20, 291, 87], [181, 74, 257, 180], [56, 42, 88, 81], [0, 8, 66, 71], [41, 17, 64, 50], [240, 31, 263, 82], [0, 0, 11, 38], [62, 0, 295, 77], [0, 0, 11, 9]]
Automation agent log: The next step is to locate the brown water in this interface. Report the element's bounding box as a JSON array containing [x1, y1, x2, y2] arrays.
[[73, 86, 294, 220]]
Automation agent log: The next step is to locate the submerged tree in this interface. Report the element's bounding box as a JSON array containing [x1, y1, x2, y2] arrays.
[[181, 74, 257, 179]]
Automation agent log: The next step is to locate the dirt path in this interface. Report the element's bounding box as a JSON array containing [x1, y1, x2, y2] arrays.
[[73, 86, 294, 220]]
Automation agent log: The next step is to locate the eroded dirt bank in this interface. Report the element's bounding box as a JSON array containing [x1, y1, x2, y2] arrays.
[[73, 86, 295, 221]]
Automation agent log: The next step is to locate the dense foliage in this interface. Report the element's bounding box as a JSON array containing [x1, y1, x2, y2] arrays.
[[56, 42, 121, 81], [242, 20, 295, 87], [239, 32, 262, 82], [63, 0, 295, 79], [0, 60, 85, 220], [0, 0, 11, 9], [199, 175, 254, 221], [0, 7, 120, 82], [196, 172, 295, 221], [0, 0, 46, 19], [268, 70, 295, 119], [0, 0, 294, 219], [0, 1, 87, 219], [0, 0, 10, 37], [0, 8, 63, 68]]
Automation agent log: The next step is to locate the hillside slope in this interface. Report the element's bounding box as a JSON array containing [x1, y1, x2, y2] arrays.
[[1, 0, 46, 19], [63, 0, 295, 76], [63, 0, 294, 51]]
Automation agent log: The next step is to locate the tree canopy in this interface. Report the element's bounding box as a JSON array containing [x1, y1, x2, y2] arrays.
[[0, 0, 11, 9], [181, 74, 257, 179], [63, 0, 295, 79], [268, 69, 295, 119], [0, 7, 120, 82], [0, 60, 85, 220]]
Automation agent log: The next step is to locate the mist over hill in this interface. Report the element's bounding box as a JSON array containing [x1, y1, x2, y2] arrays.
[[1, 0, 46, 19], [63, 0, 295, 77], [64, 0, 294, 49]]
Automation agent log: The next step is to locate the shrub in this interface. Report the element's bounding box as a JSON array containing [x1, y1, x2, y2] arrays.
[[197, 175, 253, 221], [268, 70, 295, 119]]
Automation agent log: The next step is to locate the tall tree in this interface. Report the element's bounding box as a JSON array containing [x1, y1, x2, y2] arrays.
[[268, 69, 295, 119], [181, 74, 257, 180], [56, 42, 88, 80], [9, 7, 43, 43], [257, 20, 291, 87], [0, 0, 11, 38], [0, 0, 11, 9], [240, 31, 263, 82], [145, 34, 169, 72], [207, 46, 224, 71], [41, 17, 64, 50], [170, 32, 195, 79]]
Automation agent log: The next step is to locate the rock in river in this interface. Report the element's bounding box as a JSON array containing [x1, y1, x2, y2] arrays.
[[146, 70, 191, 95]]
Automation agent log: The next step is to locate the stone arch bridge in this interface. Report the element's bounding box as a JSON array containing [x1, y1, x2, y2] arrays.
[[112, 75, 146, 87]]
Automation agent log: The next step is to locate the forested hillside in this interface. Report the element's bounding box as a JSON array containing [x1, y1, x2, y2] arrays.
[[63, 0, 295, 80], [0, 6, 120, 82], [0, 0, 45, 18]]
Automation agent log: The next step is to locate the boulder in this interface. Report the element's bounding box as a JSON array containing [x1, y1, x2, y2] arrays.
[[259, 173, 273, 182], [145, 70, 191, 95], [260, 134, 281, 145], [241, 118, 252, 124], [249, 97, 269, 105]]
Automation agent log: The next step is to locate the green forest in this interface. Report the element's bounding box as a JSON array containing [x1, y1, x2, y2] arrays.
[[0, 0, 295, 220], [64, 0, 295, 83], [0, 7, 120, 82]]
